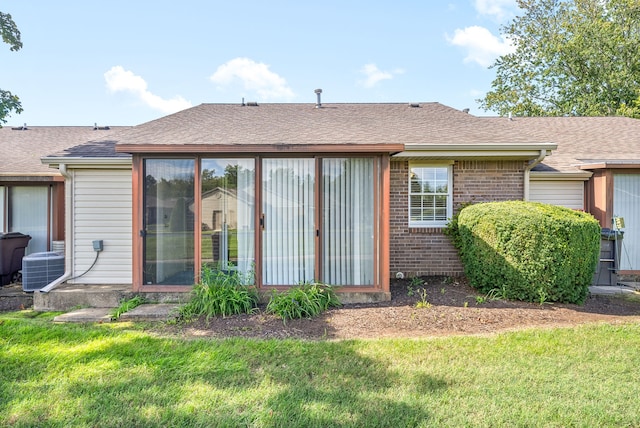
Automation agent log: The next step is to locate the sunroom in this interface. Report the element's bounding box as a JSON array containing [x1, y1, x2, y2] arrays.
[[129, 151, 397, 296]]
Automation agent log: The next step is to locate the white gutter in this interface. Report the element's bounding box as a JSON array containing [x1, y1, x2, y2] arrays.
[[40, 164, 72, 293], [524, 150, 548, 201]]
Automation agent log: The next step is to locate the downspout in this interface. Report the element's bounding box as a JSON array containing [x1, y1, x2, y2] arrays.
[[40, 164, 72, 293], [524, 150, 547, 201]]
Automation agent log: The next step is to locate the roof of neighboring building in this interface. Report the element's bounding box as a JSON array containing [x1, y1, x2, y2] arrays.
[[483, 116, 640, 173], [0, 125, 130, 180]]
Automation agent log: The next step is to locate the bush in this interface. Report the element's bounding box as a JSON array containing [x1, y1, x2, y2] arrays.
[[178, 266, 258, 320], [454, 201, 600, 304], [266, 282, 341, 322]]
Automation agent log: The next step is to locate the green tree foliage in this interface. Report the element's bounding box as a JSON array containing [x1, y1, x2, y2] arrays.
[[0, 11, 22, 125], [479, 0, 640, 118]]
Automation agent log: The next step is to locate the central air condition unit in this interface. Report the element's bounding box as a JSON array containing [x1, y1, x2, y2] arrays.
[[22, 252, 65, 292]]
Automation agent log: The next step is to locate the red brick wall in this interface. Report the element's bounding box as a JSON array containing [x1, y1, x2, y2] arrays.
[[389, 160, 526, 278]]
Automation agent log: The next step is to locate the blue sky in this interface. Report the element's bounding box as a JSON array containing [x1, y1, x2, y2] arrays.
[[0, 0, 518, 126]]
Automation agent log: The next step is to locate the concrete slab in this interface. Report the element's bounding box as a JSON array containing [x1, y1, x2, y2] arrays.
[[589, 285, 640, 296], [53, 308, 113, 323], [119, 304, 180, 322]]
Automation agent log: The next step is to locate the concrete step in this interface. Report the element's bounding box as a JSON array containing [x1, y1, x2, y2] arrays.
[[0, 283, 33, 311], [53, 304, 180, 323], [33, 284, 190, 311], [34, 284, 134, 311]]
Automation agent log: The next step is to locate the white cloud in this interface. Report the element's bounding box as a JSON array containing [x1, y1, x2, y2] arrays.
[[104, 66, 192, 114], [447, 26, 515, 67], [358, 64, 405, 88], [209, 57, 295, 100], [475, 0, 517, 21]]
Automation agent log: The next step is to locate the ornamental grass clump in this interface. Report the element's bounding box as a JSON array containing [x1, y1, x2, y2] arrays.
[[451, 201, 600, 304], [266, 282, 341, 322], [178, 265, 258, 321]]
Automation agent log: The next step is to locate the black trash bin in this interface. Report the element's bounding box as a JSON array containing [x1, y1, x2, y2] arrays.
[[0, 232, 32, 286], [593, 228, 624, 286]]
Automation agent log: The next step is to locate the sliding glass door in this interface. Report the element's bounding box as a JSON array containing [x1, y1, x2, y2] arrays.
[[261, 158, 315, 285], [138, 155, 380, 289], [143, 159, 195, 285], [201, 159, 255, 281], [322, 158, 375, 286]]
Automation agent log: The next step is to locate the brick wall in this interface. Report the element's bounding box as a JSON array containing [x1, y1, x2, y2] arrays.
[[389, 160, 526, 277]]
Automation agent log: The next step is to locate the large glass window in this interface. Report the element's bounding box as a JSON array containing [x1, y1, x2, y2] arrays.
[[143, 159, 195, 285], [409, 164, 452, 227], [322, 158, 375, 286], [10, 186, 48, 254], [261, 158, 315, 285], [201, 159, 255, 281], [138, 155, 383, 289]]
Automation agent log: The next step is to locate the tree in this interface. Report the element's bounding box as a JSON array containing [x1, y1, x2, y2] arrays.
[[0, 11, 23, 125], [479, 0, 640, 118]]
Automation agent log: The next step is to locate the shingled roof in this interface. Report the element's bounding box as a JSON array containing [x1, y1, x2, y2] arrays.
[[484, 116, 640, 173], [112, 102, 550, 152], [0, 126, 130, 180]]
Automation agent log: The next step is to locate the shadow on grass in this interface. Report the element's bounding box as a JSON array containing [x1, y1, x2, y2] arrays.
[[0, 319, 446, 426]]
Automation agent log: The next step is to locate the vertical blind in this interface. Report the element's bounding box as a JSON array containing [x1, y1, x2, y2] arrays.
[[262, 158, 315, 285], [322, 158, 374, 286], [613, 174, 639, 270], [10, 186, 48, 254]]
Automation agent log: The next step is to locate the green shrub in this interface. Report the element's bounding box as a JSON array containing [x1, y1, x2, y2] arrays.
[[455, 201, 600, 304], [178, 266, 258, 320], [266, 282, 341, 322]]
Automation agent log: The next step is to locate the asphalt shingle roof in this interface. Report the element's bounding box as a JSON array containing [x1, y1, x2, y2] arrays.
[[483, 116, 640, 172], [112, 102, 547, 148], [5, 103, 640, 177], [0, 126, 129, 178]]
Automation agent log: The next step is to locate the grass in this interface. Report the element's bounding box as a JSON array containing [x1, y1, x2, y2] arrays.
[[1, 311, 640, 427]]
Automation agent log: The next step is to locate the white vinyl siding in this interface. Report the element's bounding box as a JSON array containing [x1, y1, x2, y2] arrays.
[[71, 169, 132, 284], [529, 180, 584, 210], [613, 174, 640, 271]]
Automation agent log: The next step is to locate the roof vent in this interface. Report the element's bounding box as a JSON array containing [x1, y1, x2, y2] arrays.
[[409, 103, 420, 108], [462, 108, 470, 114], [11, 123, 27, 130], [315, 88, 322, 108], [246, 101, 259, 107], [93, 123, 110, 130]]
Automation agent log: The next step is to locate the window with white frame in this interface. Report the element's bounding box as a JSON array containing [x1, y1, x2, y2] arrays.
[[409, 163, 452, 227]]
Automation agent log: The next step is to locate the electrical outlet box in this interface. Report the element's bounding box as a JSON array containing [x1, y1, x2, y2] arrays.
[[92, 240, 104, 252]]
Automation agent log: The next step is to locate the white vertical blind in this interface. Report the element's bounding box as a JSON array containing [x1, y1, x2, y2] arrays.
[[0, 186, 5, 232], [10, 186, 48, 254], [613, 174, 640, 270], [322, 158, 374, 286], [262, 158, 315, 285]]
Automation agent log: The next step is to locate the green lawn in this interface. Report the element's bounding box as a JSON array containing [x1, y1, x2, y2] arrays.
[[1, 311, 639, 427]]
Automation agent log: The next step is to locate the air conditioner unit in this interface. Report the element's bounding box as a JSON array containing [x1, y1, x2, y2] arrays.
[[22, 252, 65, 292]]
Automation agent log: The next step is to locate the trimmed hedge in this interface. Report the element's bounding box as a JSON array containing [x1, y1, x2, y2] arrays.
[[453, 201, 600, 304]]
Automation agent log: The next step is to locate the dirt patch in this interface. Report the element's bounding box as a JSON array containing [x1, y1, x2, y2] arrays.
[[161, 277, 640, 340]]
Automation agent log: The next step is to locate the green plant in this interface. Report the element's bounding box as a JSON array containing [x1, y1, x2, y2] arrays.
[[456, 201, 600, 304], [410, 276, 425, 287], [415, 289, 431, 309], [266, 282, 341, 322], [407, 285, 415, 297], [177, 265, 258, 321], [110, 295, 146, 320]]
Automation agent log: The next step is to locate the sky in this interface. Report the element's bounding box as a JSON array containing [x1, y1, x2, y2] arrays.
[[0, 0, 519, 126]]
